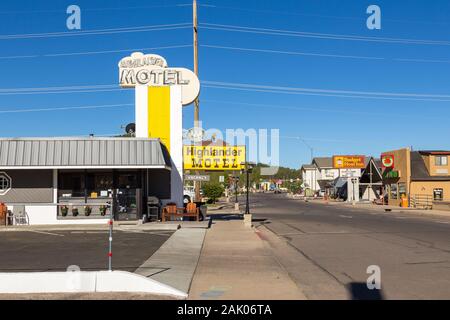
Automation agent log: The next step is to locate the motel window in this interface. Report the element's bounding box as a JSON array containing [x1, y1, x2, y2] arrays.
[[0, 173, 11, 195], [433, 189, 444, 201], [435, 156, 448, 166]]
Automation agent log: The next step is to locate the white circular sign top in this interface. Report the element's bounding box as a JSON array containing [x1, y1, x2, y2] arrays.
[[119, 52, 200, 106]]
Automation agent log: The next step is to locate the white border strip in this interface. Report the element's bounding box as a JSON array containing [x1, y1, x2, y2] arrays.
[[0, 270, 187, 298], [0, 165, 171, 170]]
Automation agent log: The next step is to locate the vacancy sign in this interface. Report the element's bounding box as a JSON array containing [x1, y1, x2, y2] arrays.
[[381, 154, 395, 168], [333, 155, 366, 169], [183, 146, 246, 171]]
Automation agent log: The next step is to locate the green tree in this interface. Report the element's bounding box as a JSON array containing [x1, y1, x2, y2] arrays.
[[202, 183, 225, 204]]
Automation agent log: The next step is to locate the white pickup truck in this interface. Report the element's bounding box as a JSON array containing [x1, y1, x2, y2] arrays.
[[183, 186, 196, 204]]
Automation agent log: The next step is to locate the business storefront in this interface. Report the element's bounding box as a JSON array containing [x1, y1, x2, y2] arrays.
[[0, 137, 172, 225], [381, 148, 450, 208]]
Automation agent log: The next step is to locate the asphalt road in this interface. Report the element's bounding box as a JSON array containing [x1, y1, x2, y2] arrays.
[[250, 193, 450, 299], [0, 229, 173, 273]]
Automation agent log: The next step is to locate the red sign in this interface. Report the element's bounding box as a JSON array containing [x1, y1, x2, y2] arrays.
[[381, 154, 395, 168]]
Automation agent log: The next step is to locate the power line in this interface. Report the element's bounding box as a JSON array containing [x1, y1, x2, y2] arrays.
[[0, 23, 190, 40], [2, 81, 450, 102], [280, 135, 349, 144], [0, 3, 191, 14], [200, 23, 450, 46], [201, 99, 442, 121], [202, 44, 384, 61], [203, 80, 450, 100], [2, 42, 448, 65], [198, 3, 450, 27], [0, 103, 133, 114], [202, 44, 450, 64], [0, 44, 191, 60], [0, 89, 122, 96], [0, 84, 115, 93], [203, 84, 450, 102], [44, 44, 192, 57]]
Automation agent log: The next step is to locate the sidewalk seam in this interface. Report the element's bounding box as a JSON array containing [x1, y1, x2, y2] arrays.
[[186, 227, 207, 295]]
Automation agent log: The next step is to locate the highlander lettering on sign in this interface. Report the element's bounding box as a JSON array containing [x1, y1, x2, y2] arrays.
[[183, 146, 246, 171]]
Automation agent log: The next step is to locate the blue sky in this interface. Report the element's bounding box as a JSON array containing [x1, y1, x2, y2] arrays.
[[0, 0, 450, 168]]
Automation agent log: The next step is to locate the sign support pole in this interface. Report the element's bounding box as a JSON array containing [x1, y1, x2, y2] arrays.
[[193, 0, 202, 203]]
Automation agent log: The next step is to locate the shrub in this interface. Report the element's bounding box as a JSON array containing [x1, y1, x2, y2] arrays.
[[202, 183, 225, 204]]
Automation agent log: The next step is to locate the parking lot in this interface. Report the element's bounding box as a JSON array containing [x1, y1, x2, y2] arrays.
[[0, 229, 173, 273]]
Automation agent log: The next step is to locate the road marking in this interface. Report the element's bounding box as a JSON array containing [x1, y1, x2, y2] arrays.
[[27, 230, 64, 237], [70, 231, 108, 234], [338, 215, 353, 219]]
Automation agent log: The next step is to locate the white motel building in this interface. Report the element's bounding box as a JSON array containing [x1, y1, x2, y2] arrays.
[[0, 52, 200, 226]]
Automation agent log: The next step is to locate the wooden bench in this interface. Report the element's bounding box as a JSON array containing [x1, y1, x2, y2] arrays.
[[162, 202, 200, 222]]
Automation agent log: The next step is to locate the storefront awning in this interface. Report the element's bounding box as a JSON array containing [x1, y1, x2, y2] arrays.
[[0, 137, 171, 169]]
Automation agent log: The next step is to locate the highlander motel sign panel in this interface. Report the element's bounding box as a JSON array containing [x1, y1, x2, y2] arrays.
[[183, 146, 246, 171]]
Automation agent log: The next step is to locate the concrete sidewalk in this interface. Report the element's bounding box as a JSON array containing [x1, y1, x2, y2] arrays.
[[188, 219, 306, 300], [135, 228, 206, 294]]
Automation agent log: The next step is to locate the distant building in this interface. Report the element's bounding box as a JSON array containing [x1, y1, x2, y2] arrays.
[[359, 157, 383, 201], [312, 157, 339, 194], [301, 156, 383, 202], [382, 148, 450, 209], [300, 164, 320, 192]]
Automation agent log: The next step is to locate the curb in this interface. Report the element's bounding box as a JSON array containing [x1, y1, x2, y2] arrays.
[[0, 270, 187, 299]]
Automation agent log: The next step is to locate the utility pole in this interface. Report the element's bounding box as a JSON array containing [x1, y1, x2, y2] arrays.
[[193, 0, 199, 123], [193, 0, 201, 202]]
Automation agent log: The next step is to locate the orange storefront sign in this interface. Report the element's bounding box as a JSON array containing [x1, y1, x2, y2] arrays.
[[333, 155, 366, 169]]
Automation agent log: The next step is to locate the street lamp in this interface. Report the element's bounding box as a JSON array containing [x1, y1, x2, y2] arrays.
[[232, 173, 240, 211], [241, 162, 255, 215]]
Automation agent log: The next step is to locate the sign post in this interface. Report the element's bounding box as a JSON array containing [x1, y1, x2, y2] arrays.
[[118, 52, 200, 207]]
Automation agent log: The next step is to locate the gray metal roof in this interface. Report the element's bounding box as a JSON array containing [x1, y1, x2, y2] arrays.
[[0, 137, 171, 169]]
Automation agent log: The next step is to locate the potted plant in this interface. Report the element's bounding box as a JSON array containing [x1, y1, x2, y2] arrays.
[[99, 205, 107, 216], [60, 205, 68, 217], [72, 207, 79, 217], [84, 205, 92, 216]]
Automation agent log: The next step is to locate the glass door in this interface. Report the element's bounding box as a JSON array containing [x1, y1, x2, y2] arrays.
[[114, 172, 139, 221]]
